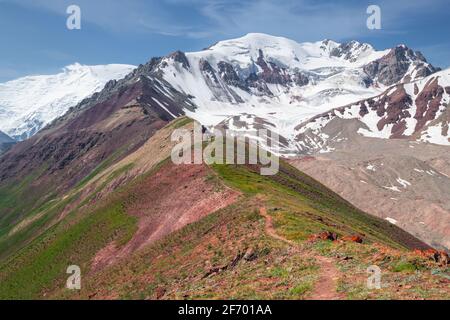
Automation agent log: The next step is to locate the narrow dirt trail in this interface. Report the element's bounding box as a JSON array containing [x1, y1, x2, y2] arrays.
[[309, 256, 345, 300], [259, 207, 344, 300], [259, 207, 296, 246]]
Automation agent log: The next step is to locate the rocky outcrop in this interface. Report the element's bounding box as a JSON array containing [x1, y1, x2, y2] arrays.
[[199, 60, 244, 103], [293, 71, 310, 87], [167, 50, 190, 70], [374, 86, 413, 138], [200, 59, 220, 84], [363, 45, 438, 86], [308, 231, 339, 242], [342, 235, 364, 244], [414, 78, 445, 131]]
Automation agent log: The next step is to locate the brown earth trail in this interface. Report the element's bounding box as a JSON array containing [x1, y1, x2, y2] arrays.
[[259, 207, 344, 300]]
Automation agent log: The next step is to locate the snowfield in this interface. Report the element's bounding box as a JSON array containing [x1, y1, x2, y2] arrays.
[[155, 33, 446, 153]]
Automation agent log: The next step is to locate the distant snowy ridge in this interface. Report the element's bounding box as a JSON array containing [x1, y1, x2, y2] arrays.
[[0, 63, 136, 140], [149, 33, 438, 153]]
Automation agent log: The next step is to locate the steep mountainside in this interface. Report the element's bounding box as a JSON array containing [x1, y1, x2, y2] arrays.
[[295, 68, 450, 152], [0, 63, 135, 140], [290, 69, 450, 250], [290, 134, 450, 250]]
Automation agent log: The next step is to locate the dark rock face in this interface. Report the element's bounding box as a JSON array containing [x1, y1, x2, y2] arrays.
[[217, 61, 246, 89], [363, 45, 438, 86], [168, 51, 190, 70], [228, 49, 312, 95], [245, 73, 274, 96], [199, 60, 244, 103], [359, 101, 369, 117], [330, 41, 371, 62], [445, 87, 450, 95], [375, 86, 413, 138], [199, 59, 219, 84]]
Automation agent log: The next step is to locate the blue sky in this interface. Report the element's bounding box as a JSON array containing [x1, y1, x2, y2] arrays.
[[0, 0, 449, 82]]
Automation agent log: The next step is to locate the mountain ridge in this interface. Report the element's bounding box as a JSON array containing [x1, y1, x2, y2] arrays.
[[0, 63, 136, 140]]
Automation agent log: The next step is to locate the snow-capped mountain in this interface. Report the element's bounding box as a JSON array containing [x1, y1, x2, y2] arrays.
[[0, 63, 136, 140], [0, 130, 13, 143], [295, 68, 450, 153], [144, 33, 437, 153]]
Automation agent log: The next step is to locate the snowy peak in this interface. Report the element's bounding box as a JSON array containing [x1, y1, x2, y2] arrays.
[[0, 63, 136, 140]]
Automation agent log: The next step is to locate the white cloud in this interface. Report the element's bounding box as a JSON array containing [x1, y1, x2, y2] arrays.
[[2, 0, 449, 43]]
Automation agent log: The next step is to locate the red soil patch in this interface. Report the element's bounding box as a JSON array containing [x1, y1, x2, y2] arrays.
[[91, 163, 240, 272]]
